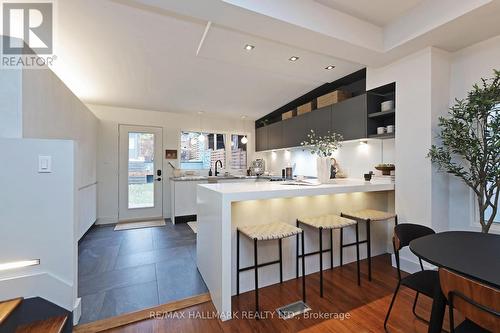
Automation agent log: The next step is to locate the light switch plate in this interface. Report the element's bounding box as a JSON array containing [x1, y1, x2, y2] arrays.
[[38, 155, 52, 173]]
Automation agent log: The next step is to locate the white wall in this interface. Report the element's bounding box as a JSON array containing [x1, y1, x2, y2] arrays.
[[0, 69, 22, 138], [20, 68, 99, 238], [255, 139, 395, 178], [368, 48, 434, 228], [448, 35, 500, 232], [88, 104, 255, 224], [0, 138, 77, 311], [366, 47, 456, 272], [0, 65, 97, 321]]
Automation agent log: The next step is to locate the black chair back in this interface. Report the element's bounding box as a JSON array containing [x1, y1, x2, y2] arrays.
[[392, 223, 435, 280]]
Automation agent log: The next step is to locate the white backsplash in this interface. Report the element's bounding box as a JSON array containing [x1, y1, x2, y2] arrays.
[[254, 138, 395, 178]]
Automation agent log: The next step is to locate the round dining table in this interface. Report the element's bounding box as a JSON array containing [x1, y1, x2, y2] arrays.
[[409, 231, 500, 333]]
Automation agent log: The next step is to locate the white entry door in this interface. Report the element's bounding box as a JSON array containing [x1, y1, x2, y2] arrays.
[[119, 125, 163, 221]]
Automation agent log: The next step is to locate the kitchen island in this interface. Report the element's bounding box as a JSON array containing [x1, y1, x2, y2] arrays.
[[196, 179, 395, 320]]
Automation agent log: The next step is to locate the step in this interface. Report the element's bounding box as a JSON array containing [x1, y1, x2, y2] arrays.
[[0, 298, 23, 325], [15, 315, 67, 333]]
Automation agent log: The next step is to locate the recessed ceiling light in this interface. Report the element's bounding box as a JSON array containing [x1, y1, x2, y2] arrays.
[[289, 56, 300, 62], [244, 44, 255, 51], [325, 65, 335, 70]]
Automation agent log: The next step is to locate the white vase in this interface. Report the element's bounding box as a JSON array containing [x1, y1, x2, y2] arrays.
[[316, 157, 331, 184]]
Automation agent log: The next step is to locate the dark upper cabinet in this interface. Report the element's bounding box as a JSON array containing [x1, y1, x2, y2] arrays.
[[267, 121, 283, 149], [257, 94, 367, 150], [306, 105, 332, 137], [255, 126, 268, 152], [282, 115, 308, 148], [332, 94, 367, 141], [282, 106, 332, 148]]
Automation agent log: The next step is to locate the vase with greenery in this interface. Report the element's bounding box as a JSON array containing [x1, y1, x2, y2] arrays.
[[428, 70, 499, 233], [301, 130, 343, 183]]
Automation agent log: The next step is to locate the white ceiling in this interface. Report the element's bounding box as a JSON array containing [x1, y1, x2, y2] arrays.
[[53, 0, 362, 119], [50, 0, 500, 119], [314, 0, 424, 27]]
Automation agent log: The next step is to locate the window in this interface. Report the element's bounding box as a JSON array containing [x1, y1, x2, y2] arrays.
[[180, 131, 226, 170], [231, 134, 247, 171]]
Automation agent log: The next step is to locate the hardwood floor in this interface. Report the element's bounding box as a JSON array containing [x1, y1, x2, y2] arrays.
[[102, 254, 452, 333]]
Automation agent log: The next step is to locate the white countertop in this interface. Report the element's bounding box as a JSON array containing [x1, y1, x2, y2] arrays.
[[198, 178, 395, 201]]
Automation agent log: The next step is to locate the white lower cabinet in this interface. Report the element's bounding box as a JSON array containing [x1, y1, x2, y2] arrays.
[[171, 180, 208, 223]]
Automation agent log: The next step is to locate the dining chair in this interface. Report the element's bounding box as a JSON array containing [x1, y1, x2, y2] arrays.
[[384, 223, 440, 330], [439, 268, 500, 333]]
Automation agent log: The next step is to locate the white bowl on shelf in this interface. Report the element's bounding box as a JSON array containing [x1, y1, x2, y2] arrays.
[[381, 100, 394, 112]]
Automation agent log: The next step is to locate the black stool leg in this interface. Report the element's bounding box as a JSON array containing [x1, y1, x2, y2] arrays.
[[330, 229, 333, 270], [355, 223, 361, 286], [366, 219, 372, 281], [279, 238, 283, 283], [301, 230, 306, 303], [339, 227, 343, 267], [319, 227, 323, 297], [296, 220, 299, 279], [236, 230, 240, 295], [254, 238, 259, 318]]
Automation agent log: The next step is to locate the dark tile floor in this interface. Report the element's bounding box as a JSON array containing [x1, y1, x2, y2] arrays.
[[78, 221, 207, 324]]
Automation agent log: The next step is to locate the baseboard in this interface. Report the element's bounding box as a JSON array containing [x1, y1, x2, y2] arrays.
[[390, 254, 435, 274], [73, 297, 82, 325], [73, 293, 211, 333], [96, 217, 118, 225]]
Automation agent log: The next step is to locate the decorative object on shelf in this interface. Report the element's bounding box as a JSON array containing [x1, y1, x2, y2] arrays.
[[364, 172, 374, 181], [165, 149, 178, 159], [377, 126, 386, 135], [386, 125, 395, 133], [317, 90, 351, 108], [375, 163, 395, 176], [282, 110, 295, 120], [258, 119, 269, 127], [330, 158, 338, 179], [168, 161, 182, 177], [381, 100, 395, 112], [297, 102, 312, 115], [428, 70, 500, 233], [301, 130, 343, 184]]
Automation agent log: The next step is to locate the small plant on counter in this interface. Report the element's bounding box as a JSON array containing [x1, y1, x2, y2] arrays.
[[428, 69, 499, 233], [301, 130, 343, 157]]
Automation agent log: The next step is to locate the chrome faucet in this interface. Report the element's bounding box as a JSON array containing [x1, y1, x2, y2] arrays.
[[214, 160, 223, 177]]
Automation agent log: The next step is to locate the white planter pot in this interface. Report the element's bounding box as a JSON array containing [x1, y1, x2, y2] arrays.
[[316, 157, 331, 184]]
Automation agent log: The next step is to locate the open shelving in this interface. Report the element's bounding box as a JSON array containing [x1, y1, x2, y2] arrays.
[[366, 82, 396, 139]]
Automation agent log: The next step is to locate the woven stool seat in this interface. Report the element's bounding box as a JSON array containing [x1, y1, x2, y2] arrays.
[[238, 222, 302, 241], [342, 209, 396, 221], [298, 215, 356, 229]]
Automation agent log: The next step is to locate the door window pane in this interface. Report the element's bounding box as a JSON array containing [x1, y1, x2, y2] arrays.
[[231, 135, 247, 171], [128, 132, 154, 208], [180, 132, 226, 170]]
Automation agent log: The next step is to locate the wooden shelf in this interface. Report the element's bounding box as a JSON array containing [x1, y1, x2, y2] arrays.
[[369, 133, 395, 139], [368, 109, 395, 118]]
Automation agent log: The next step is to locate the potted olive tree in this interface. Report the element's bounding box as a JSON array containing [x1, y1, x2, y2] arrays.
[[428, 70, 499, 233]]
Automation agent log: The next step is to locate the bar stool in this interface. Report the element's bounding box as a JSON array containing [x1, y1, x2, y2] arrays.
[[296, 215, 358, 297], [340, 209, 398, 284], [236, 222, 305, 318]]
